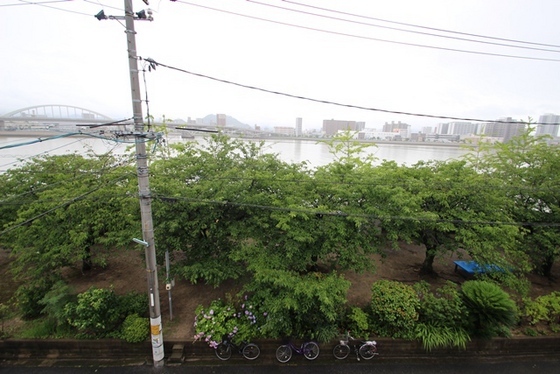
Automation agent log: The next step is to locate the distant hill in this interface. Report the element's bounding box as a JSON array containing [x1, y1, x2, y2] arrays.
[[201, 114, 251, 129]]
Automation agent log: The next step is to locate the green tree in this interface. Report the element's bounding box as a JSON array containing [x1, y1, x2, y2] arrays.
[[473, 127, 560, 276], [0, 153, 139, 306], [150, 134, 310, 285], [400, 160, 524, 276]]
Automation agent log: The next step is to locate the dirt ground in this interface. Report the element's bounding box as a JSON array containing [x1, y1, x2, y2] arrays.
[[1, 242, 559, 340]]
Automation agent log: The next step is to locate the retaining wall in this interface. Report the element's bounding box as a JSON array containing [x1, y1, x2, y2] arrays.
[[1, 336, 559, 366]]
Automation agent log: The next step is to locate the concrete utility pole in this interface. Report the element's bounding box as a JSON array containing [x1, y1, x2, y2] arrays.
[[122, 0, 164, 367]]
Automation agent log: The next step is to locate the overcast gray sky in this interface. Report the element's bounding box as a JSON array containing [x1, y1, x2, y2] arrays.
[[1, 0, 559, 131]]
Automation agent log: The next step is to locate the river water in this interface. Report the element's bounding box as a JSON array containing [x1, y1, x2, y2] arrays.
[[0, 134, 471, 172]]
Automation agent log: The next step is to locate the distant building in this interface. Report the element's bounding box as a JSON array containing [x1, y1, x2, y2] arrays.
[[536, 113, 560, 137], [217, 113, 226, 127], [359, 129, 406, 140], [410, 133, 426, 142], [421, 126, 434, 134], [436, 122, 450, 135], [449, 122, 477, 135], [274, 126, 295, 136], [382, 121, 411, 139], [322, 119, 364, 136], [295, 117, 303, 137], [482, 117, 525, 143], [425, 133, 461, 142]]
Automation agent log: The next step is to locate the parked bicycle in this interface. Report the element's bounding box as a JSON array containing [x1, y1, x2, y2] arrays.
[[332, 331, 378, 361], [276, 340, 320, 363], [214, 334, 260, 361]]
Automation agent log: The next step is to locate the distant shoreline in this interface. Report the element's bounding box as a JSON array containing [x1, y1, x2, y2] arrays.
[[232, 135, 469, 148], [0, 130, 470, 148]]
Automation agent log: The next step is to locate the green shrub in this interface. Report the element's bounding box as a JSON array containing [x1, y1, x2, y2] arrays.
[[370, 280, 419, 339], [15, 283, 53, 320], [118, 291, 148, 317], [413, 281, 470, 350], [461, 280, 517, 338], [243, 271, 349, 343], [414, 281, 467, 329], [523, 291, 560, 325], [344, 306, 370, 339], [39, 280, 74, 328], [414, 323, 470, 351], [524, 327, 538, 337], [120, 314, 149, 343], [193, 296, 267, 348], [18, 318, 58, 338], [0, 303, 11, 338], [64, 286, 122, 337]]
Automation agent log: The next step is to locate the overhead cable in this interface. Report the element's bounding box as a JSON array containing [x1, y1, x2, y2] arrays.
[[140, 57, 555, 125], [153, 194, 560, 228], [281, 0, 560, 49], [0, 174, 131, 237], [0, 0, 73, 6], [172, 1, 560, 62], [5, 0, 92, 15], [247, 0, 560, 54]]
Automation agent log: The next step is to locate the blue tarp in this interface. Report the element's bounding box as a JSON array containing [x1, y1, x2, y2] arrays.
[[453, 260, 505, 274]]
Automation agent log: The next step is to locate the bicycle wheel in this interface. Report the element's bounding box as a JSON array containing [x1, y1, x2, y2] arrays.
[[276, 345, 292, 363], [332, 344, 350, 360], [215, 342, 232, 360], [358, 343, 377, 360], [242, 343, 261, 360], [303, 341, 320, 360]]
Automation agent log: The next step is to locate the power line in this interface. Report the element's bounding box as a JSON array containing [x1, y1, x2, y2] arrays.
[[0, 0, 73, 6], [0, 130, 158, 152], [171, 1, 560, 62], [140, 57, 557, 125], [4, 0, 93, 16], [0, 174, 130, 237], [0, 167, 136, 205], [282, 0, 560, 49], [2, 189, 555, 228], [152, 194, 560, 228], [247, 0, 560, 54], [0, 138, 87, 170], [83, 0, 123, 12]]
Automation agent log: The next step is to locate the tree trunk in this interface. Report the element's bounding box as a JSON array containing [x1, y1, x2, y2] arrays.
[[420, 246, 437, 275], [420, 230, 439, 276], [82, 247, 92, 272], [539, 255, 554, 278]]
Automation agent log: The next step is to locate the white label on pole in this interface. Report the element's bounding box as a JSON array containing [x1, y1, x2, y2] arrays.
[[150, 316, 164, 362]]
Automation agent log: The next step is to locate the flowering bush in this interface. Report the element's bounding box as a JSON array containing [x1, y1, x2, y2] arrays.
[[193, 295, 267, 348]]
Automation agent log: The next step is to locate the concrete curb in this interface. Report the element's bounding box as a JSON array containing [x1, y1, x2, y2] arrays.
[[1, 336, 559, 367]]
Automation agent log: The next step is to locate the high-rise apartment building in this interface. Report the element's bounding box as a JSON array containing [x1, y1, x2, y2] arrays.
[[449, 122, 477, 135], [322, 119, 363, 136], [382, 121, 411, 139], [483, 117, 525, 143], [295, 117, 303, 137], [536, 113, 560, 137], [383, 121, 409, 132]]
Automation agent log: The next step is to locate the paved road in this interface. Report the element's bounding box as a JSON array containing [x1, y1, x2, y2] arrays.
[[1, 360, 559, 374]]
